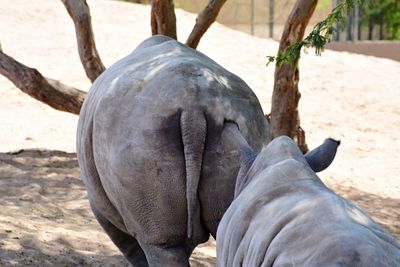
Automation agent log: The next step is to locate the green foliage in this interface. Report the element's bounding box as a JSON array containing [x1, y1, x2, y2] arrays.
[[267, 0, 364, 67], [362, 0, 400, 40], [316, 0, 331, 11], [174, 1, 186, 9]]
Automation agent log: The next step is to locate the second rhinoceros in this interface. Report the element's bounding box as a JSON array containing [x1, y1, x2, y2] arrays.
[[216, 124, 400, 267], [77, 35, 270, 266]]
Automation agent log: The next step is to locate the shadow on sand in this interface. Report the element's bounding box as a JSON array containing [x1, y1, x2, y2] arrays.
[[0, 149, 215, 266]]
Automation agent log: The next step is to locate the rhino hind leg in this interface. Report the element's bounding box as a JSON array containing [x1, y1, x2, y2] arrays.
[[91, 205, 149, 267], [139, 242, 193, 267]]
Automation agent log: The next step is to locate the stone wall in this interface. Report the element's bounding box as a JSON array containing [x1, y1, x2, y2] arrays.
[[326, 41, 400, 62]]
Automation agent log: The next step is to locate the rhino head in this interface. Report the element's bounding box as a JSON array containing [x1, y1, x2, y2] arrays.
[[221, 122, 340, 196]]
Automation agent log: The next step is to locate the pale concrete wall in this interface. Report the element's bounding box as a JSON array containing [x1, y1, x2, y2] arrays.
[[326, 41, 400, 62], [174, 0, 333, 39]]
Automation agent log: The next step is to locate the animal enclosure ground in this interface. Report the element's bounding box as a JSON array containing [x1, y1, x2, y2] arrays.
[[0, 150, 216, 266], [0, 150, 398, 266], [0, 0, 399, 266]]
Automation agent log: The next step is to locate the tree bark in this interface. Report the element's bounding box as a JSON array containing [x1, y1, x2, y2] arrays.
[[151, 0, 177, 39], [270, 0, 318, 153], [61, 0, 105, 83], [368, 19, 374, 40], [346, 8, 354, 41], [356, 4, 362, 41], [186, 0, 227, 49], [379, 16, 384, 40], [0, 49, 85, 115]]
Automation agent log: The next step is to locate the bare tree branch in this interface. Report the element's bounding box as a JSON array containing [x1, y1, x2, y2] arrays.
[[0, 49, 86, 115], [61, 0, 105, 83], [186, 0, 227, 49], [270, 0, 318, 153], [151, 0, 177, 39]]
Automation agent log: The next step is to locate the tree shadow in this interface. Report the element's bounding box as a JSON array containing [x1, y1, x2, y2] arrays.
[[1, 149, 396, 266], [0, 149, 130, 266], [0, 149, 85, 213], [0, 149, 216, 266], [0, 234, 129, 267], [0, 149, 78, 170]]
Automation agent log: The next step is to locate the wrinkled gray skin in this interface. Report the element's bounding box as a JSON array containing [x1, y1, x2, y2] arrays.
[[76, 35, 270, 266], [217, 124, 400, 267]]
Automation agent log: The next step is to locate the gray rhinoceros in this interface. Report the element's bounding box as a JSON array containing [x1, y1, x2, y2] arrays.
[[76, 35, 270, 266], [217, 124, 400, 267]]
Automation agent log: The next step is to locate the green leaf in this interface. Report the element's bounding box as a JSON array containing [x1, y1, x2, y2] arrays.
[[267, 0, 363, 67]]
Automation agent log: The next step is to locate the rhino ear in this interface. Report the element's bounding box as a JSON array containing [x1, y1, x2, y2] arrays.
[[305, 138, 341, 172], [222, 121, 258, 197], [221, 121, 256, 165]]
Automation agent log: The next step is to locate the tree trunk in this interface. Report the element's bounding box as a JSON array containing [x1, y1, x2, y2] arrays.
[[270, 0, 318, 153], [356, 4, 362, 41], [151, 0, 177, 39], [61, 0, 105, 83], [333, 0, 340, 41], [186, 0, 227, 49], [379, 16, 384, 40], [346, 8, 354, 41], [0, 49, 85, 115], [368, 19, 374, 40], [251, 0, 255, 35]]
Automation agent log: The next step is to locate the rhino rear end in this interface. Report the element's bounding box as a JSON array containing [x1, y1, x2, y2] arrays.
[[77, 35, 270, 266]]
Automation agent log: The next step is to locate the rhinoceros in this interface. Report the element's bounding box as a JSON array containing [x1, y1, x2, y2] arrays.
[[216, 123, 400, 267], [76, 35, 270, 266]]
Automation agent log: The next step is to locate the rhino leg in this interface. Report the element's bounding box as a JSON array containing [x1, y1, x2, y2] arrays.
[[139, 242, 193, 267], [91, 205, 148, 267]]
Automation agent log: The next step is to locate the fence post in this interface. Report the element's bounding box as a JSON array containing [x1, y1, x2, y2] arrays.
[[333, 0, 340, 41], [269, 0, 274, 38], [251, 0, 255, 35], [346, 7, 354, 41]]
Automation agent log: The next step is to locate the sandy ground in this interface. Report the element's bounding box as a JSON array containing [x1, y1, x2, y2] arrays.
[[0, 0, 399, 266]]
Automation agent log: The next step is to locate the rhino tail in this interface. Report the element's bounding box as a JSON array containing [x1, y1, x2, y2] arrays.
[[180, 110, 207, 239]]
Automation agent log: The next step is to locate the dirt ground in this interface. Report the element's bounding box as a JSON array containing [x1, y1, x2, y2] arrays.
[[0, 0, 399, 266], [0, 150, 215, 266], [0, 150, 398, 266]]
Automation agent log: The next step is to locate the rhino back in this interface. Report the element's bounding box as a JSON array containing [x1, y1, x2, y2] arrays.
[[78, 38, 269, 243], [217, 157, 400, 267], [92, 39, 268, 148]]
